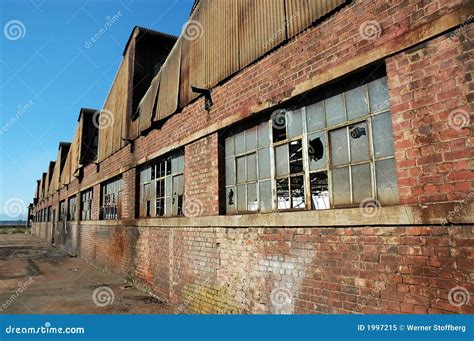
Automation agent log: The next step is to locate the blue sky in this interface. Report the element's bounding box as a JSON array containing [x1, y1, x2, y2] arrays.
[[0, 0, 194, 219]]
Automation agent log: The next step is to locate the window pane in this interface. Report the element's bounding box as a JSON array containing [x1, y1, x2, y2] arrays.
[[349, 121, 369, 162], [173, 175, 184, 196], [368, 77, 390, 113], [156, 179, 165, 197], [288, 109, 303, 138], [306, 101, 325, 132], [372, 111, 395, 158], [325, 94, 345, 127], [177, 155, 184, 173], [329, 127, 349, 166], [225, 136, 234, 157], [376, 158, 399, 205], [351, 163, 372, 203], [276, 178, 290, 209], [247, 183, 258, 211], [346, 85, 369, 120], [258, 148, 270, 180], [310, 172, 329, 210], [245, 127, 257, 151], [247, 153, 257, 182], [290, 175, 305, 209], [226, 187, 236, 214], [225, 158, 235, 185], [275, 144, 289, 176], [308, 132, 326, 171], [332, 167, 351, 206], [237, 184, 246, 212], [259, 180, 272, 213], [235, 131, 245, 154], [257, 121, 270, 147], [236, 156, 246, 183], [289, 140, 303, 174], [156, 198, 165, 216], [166, 176, 172, 198]]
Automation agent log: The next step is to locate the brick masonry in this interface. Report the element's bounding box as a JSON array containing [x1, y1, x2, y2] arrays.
[[31, 0, 473, 314]]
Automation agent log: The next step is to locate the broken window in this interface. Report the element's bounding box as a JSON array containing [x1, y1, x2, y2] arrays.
[[223, 74, 397, 214], [80, 188, 93, 221], [138, 150, 184, 218], [67, 196, 77, 221], [101, 177, 121, 220]]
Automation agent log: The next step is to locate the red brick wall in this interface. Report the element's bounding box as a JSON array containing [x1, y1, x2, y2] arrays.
[[47, 223, 470, 314], [387, 24, 473, 204], [184, 133, 219, 217]]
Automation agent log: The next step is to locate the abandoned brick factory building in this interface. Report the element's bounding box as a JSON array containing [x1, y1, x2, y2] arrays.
[[30, 0, 473, 314]]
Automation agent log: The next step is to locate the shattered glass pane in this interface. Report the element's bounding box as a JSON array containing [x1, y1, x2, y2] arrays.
[[276, 178, 290, 210], [272, 110, 287, 142], [290, 175, 305, 209], [308, 132, 326, 171], [226, 187, 236, 214], [310, 172, 329, 210]]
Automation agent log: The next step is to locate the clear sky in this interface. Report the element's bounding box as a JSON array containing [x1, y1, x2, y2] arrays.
[[0, 0, 194, 219]]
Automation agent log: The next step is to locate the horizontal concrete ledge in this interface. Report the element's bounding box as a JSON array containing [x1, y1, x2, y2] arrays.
[[68, 202, 474, 228]]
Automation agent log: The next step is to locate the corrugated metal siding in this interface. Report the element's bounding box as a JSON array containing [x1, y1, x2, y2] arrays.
[[285, 0, 345, 37], [238, 0, 286, 69], [139, 72, 161, 132], [156, 39, 181, 120], [126, 35, 139, 141], [204, 0, 239, 89]]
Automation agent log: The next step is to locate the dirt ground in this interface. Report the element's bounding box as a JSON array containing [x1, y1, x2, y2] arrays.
[[0, 233, 176, 314]]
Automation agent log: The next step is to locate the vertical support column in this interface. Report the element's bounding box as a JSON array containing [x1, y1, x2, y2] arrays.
[[121, 167, 136, 219]]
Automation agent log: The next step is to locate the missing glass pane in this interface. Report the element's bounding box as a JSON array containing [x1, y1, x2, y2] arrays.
[[289, 140, 303, 174], [310, 172, 329, 210], [156, 198, 164, 216], [272, 110, 287, 142], [276, 178, 290, 209], [290, 175, 305, 209]]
